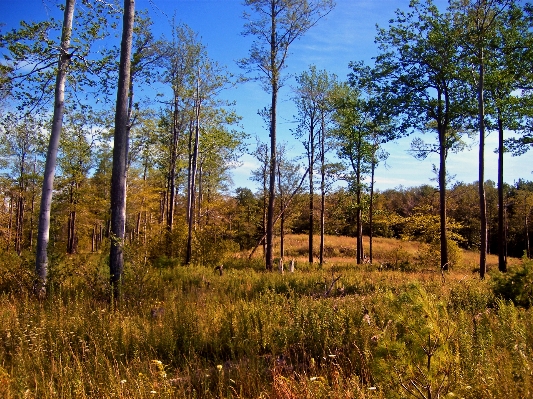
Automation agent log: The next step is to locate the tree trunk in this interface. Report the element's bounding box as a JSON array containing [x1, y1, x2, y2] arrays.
[[526, 214, 530, 259], [7, 196, 13, 252], [109, 0, 135, 300], [308, 123, 315, 264], [356, 150, 362, 265], [439, 125, 448, 271], [497, 107, 507, 272], [266, 3, 277, 272], [166, 100, 179, 254], [369, 156, 375, 264], [319, 113, 326, 266], [35, 0, 75, 297], [186, 73, 201, 265], [15, 192, 24, 255], [478, 51, 488, 279]]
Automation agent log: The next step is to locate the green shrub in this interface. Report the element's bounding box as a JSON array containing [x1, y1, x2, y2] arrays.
[[492, 258, 533, 308], [415, 239, 462, 270], [380, 245, 413, 271]]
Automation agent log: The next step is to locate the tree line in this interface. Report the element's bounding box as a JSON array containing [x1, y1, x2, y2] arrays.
[[1, 0, 532, 299]]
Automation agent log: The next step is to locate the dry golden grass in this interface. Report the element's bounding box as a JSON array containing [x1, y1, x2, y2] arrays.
[[262, 233, 521, 272]]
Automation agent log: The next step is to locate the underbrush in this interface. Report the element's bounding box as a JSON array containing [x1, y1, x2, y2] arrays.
[[0, 247, 532, 398]]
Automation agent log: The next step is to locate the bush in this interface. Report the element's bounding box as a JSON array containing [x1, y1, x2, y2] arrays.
[[381, 245, 413, 271], [492, 258, 533, 308], [415, 239, 462, 270]]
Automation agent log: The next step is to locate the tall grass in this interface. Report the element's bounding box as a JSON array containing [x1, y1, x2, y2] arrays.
[[0, 235, 531, 398]]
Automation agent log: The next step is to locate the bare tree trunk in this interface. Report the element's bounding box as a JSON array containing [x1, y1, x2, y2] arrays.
[[186, 73, 201, 265], [369, 158, 375, 264], [526, 214, 530, 259], [497, 107, 507, 272], [109, 0, 135, 300], [15, 192, 24, 255], [35, 0, 75, 297], [7, 195, 13, 252], [166, 102, 179, 253], [308, 124, 315, 264], [265, 1, 278, 272], [319, 114, 326, 266], [29, 158, 37, 248], [356, 155, 362, 265], [438, 123, 448, 271], [277, 155, 285, 261], [478, 52, 488, 279]]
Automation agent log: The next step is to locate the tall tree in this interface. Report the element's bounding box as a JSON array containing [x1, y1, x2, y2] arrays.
[[451, 0, 513, 278], [348, 62, 393, 264], [34, 0, 76, 297], [0, 113, 41, 255], [482, 3, 531, 272], [109, 0, 135, 300], [373, 0, 469, 271], [240, 0, 334, 270], [294, 65, 336, 264], [332, 84, 375, 264], [159, 23, 201, 254]]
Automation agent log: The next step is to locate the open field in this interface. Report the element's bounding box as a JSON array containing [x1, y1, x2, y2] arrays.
[[0, 234, 532, 398]]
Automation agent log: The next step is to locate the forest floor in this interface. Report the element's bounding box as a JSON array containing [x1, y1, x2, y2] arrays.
[[0, 234, 532, 398]]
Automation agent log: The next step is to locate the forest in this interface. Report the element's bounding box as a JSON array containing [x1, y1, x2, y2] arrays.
[[1, 0, 533, 398]]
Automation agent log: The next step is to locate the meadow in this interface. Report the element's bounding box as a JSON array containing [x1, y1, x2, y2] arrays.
[[0, 234, 532, 398]]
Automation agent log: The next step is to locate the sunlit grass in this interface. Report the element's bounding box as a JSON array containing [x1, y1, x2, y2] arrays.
[[0, 235, 531, 398]]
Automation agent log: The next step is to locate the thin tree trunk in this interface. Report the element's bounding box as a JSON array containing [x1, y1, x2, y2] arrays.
[[356, 153, 362, 265], [166, 102, 179, 247], [266, 1, 277, 272], [7, 195, 13, 252], [29, 158, 37, 248], [497, 107, 506, 272], [186, 72, 201, 265], [249, 167, 310, 260], [308, 124, 315, 264], [109, 0, 135, 300], [439, 125, 448, 271], [319, 113, 326, 266], [15, 192, 24, 255], [277, 155, 285, 261], [369, 157, 375, 264], [526, 214, 530, 259], [35, 0, 75, 297], [478, 51, 488, 279]]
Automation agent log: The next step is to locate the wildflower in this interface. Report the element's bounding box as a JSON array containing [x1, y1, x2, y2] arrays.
[[217, 364, 223, 372]]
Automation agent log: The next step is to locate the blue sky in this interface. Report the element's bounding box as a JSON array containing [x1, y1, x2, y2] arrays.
[[2, 0, 531, 192]]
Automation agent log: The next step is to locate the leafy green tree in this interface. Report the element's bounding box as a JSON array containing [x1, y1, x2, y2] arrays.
[[158, 23, 201, 253], [481, 3, 531, 272], [240, 0, 335, 271], [451, 0, 514, 278], [293, 65, 337, 264], [0, 113, 42, 254], [348, 62, 393, 264], [56, 111, 96, 254], [373, 0, 470, 271], [234, 187, 261, 250], [1, 0, 118, 295], [331, 84, 375, 264]]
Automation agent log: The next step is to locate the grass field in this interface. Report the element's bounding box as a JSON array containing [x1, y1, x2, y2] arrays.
[[0, 234, 531, 398]]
